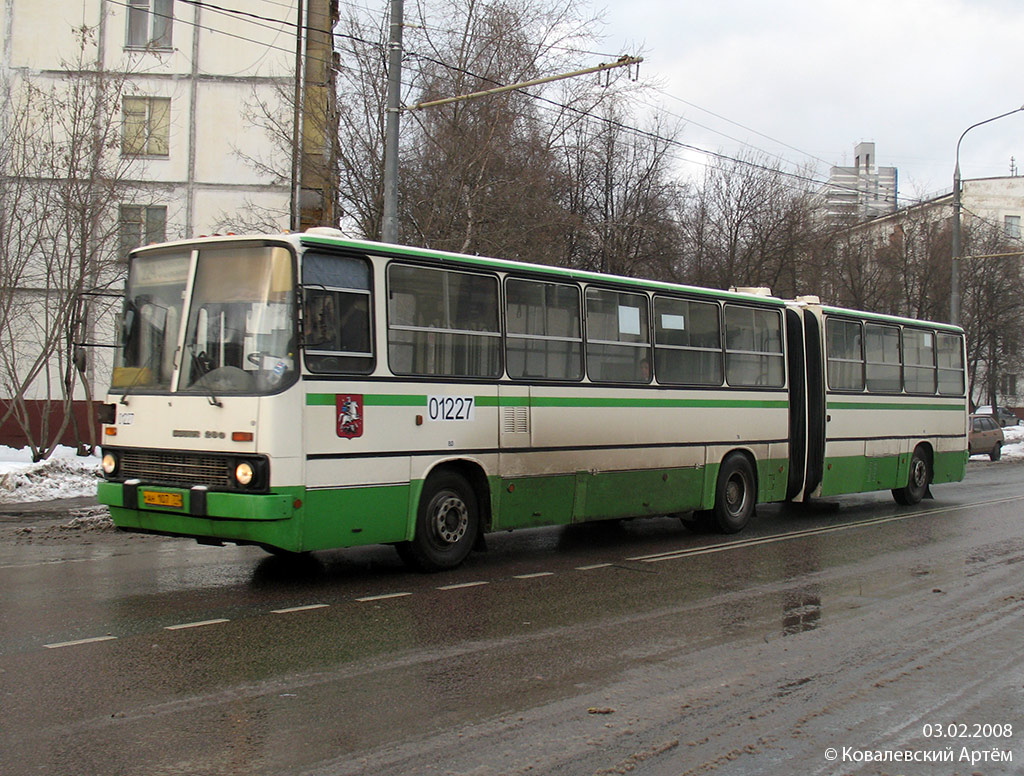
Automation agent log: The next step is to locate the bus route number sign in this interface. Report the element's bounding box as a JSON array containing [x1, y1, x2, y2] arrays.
[[427, 396, 475, 422]]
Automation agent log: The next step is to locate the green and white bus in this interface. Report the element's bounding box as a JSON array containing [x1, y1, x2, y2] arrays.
[[96, 229, 969, 570]]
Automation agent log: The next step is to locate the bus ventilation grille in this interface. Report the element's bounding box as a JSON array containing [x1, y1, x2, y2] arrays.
[[118, 450, 232, 489], [502, 406, 529, 434]]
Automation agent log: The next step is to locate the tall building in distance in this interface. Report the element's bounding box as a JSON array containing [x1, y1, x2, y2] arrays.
[[824, 141, 899, 221]]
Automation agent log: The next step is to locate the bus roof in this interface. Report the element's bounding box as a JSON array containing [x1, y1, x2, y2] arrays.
[[297, 232, 788, 306], [129, 230, 962, 331]]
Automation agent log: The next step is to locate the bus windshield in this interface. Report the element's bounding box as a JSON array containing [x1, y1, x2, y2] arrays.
[[114, 244, 296, 395]]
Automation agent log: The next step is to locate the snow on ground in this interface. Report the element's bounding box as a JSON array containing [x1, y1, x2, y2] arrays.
[[988, 422, 1024, 461], [0, 446, 102, 503], [0, 423, 1021, 504]]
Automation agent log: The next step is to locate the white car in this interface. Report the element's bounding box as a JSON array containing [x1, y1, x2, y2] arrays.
[[974, 405, 1020, 427]]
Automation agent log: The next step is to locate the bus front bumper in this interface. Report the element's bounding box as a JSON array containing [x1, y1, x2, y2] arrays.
[[98, 481, 295, 520]]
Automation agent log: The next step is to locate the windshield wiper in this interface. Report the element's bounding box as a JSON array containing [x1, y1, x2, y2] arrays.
[[185, 343, 223, 407]]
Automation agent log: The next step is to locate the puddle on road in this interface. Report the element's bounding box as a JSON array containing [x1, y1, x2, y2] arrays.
[[781, 591, 821, 636]]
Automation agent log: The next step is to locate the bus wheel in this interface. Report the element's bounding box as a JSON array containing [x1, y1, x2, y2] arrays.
[[397, 472, 479, 572], [893, 447, 931, 505], [712, 454, 756, 534]]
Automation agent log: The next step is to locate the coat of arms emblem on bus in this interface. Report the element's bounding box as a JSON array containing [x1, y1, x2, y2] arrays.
[[336, 394, 363, 438]]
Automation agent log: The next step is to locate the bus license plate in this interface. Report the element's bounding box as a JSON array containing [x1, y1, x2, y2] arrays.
[[143, 490, 183, 508]]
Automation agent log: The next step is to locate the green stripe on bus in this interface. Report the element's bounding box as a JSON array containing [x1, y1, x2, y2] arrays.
[[527, 397, 788, 409], [827, 401, 966, 411], [306, 393, 427, 406], [306, 393, 787, 410]]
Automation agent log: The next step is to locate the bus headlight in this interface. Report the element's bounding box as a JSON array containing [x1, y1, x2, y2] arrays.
[[235, 461, 255, 486], [102, 453, 118, 476], [230, 457, 267, 490]]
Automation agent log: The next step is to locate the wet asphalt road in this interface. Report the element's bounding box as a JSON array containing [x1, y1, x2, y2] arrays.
[[1, 461, 1022, 775]]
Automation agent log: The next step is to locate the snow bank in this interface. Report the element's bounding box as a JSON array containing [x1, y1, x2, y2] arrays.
[[0, 446, 101, 503], [997, 423, 1024, 460]]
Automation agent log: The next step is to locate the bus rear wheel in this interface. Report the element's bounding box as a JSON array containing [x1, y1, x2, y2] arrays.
[[893, 446, 931, 505], [711, 453, 756, 534], [397, 472, 479, 572]]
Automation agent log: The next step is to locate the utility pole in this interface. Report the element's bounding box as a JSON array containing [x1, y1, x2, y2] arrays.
[[381, 0, 403, 243], [950, 105, 1024, 325], [290, 0, 306, 231]]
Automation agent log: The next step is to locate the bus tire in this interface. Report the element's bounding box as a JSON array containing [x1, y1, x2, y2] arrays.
[[893, 446, 931, 505], [680, 511, 712, 533], [712, 453, 756, 534], [397, 472, 479, 572]]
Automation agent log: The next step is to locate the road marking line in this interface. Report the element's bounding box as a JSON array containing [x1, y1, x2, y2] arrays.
[[437, 581, 489, 590], [628, 496, 1024, 564], [513, 572, 554, 579], [576, 563, 613, 571], [44, 635, 118, 649], [271, 604, 329, 614], [1, 557, 91, 570], [164, 618, 230, 630], [355, 592, 412, 603]]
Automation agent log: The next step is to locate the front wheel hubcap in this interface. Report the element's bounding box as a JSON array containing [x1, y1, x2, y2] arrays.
[[911, 459, 927, 488], [725, 474, 748, 515], [431, 494, 468, 545]]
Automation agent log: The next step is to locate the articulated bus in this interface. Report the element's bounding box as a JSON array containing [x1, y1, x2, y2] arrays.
[[96, 229, 969, 570]]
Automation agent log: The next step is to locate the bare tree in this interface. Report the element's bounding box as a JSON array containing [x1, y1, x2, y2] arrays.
[[959, 221, 1024, 408], [0, 26, 140, 459], [557, 100, 684, 278], [676, 153, 821, 295], [399, 0, 600, 258]]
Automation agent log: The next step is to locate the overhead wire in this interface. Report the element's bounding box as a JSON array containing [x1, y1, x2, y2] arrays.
[[106, 0, 944, 212], [401, 50, 865, 198]]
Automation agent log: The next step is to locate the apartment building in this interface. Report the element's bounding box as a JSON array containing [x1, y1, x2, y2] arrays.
[[0, 0, 334, 446]]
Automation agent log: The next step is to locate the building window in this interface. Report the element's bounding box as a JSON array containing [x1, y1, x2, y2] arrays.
[[1001, 373, 1017, 396], [127, 0, 173, 49], [1005, 215, 1021, 239], [119, 205, 167, 257], [122, 97, 170, 156]]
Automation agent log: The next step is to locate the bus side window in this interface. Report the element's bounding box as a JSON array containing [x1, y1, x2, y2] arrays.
[[936, 332, 965, 395], [864, 322, 901, 393], [653, 296, 723, 385], [387, 264, 501, 378], [302, 253, 374, 374], [584, 287, 650, 383], [506, 278, 583, 381], [825, 317, 865, 392], [903, 328, 936, 394], [723, 304, 784, 387]]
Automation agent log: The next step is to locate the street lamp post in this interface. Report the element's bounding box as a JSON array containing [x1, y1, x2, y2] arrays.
[[950, 105, 1024, 326]]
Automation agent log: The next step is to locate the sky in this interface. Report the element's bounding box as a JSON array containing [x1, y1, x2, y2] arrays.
[[593, 0, 1024, 202]]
